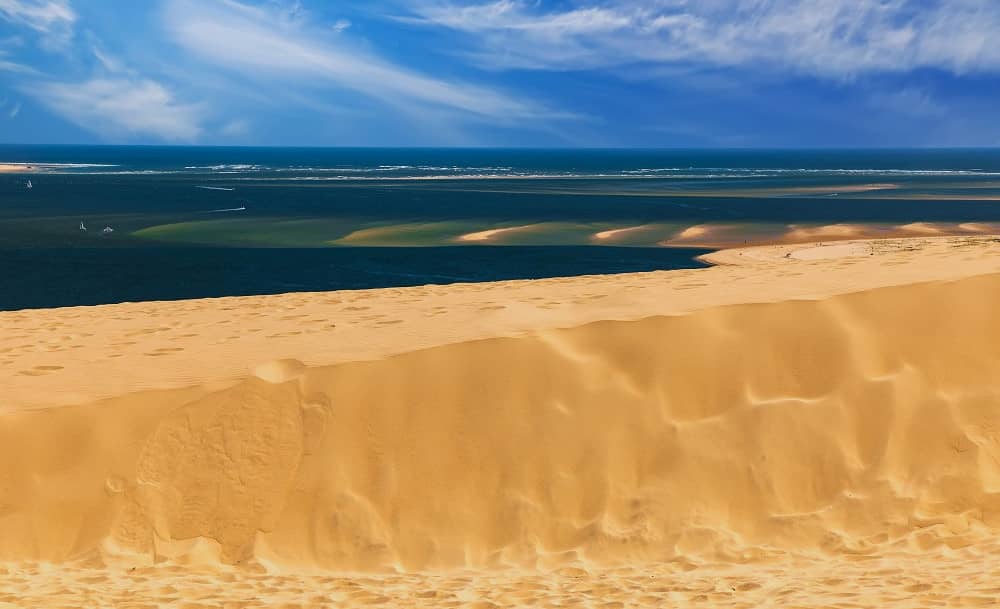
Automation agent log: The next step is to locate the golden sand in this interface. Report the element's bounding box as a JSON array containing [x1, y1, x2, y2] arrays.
[[3, 235, 1000, 607], [591, 225, 651, 241], [457, 225, 539, 242], [656, 221, 1000, 249]]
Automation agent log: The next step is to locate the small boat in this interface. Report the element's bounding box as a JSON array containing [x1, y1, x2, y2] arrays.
[[25, 179, 32, 190], [79, 221, 87, 232], [102, 226, 114, 235]]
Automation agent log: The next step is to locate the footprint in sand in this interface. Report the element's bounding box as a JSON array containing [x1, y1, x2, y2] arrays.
[[17, 365, 64, 376], [148, 347, 185, 355]]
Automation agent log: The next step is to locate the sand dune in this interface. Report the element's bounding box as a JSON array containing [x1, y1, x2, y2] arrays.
[[4, 235, 1000, 606]]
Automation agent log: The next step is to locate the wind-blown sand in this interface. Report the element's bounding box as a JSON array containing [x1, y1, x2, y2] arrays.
[[4, 235, 1000, 607]]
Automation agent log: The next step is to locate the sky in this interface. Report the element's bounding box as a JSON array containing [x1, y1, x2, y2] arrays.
[[0, 0, 999, 147]]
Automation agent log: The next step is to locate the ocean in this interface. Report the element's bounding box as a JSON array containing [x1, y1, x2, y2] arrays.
[[2, 146, 1000, 310]]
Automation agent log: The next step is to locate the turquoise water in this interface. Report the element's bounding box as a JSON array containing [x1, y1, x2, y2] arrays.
[[2, 146, 1000, 309]]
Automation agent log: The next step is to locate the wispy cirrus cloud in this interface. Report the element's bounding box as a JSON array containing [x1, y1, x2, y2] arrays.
[[0, 0, 75, 49], [29, 77, 203, 140], [0, 2, 206, 141], [410, 0, 630, 34], [89, 43, 126, 74], [1, 0, 996, 146], [0, 48, 34, 72], [330, 18, 351, 34], [401, 0, 1000, 77], [0, 95, 21, 117], [162, 0, 557, 120]]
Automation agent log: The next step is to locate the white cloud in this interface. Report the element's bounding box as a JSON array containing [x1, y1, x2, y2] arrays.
[[331, 18, 351, 34], [0, 49, 35, 73], [0, 0, 73, 30], [412, 0, 630, 34], [402, 0, 1000, 77], [8, 100, 21, 117], [0, 0, 76, 49], [91, 44, 125, 73], [162, 0, 555, 120], [29, 77, 203, 140]]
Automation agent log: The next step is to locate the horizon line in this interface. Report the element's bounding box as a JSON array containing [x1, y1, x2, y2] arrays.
[[2, 143, 1000, 151]]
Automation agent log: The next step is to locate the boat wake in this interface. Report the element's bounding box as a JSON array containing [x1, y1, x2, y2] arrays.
[[205, 206, 246, 213]]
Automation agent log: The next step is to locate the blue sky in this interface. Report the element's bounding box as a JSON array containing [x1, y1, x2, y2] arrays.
[[1, 0, 999, 147]]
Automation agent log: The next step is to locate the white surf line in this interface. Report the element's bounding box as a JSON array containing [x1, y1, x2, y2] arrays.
[[196, 186, 236, 191]]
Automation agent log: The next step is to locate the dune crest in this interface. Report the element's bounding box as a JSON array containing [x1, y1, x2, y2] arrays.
[[4, 268, 1000, 574], [5, 235, 1000, 606]]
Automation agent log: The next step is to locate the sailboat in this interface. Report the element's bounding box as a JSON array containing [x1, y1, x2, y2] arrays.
[[25, 179, 32, 190], [79, 221, 87, 232]]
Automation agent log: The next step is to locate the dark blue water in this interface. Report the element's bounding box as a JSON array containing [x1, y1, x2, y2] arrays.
[[0, 246, 711, 311], [2, 146, 1000, 310]]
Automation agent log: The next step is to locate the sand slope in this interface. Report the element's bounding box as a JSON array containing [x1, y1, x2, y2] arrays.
[[3, 235, 1000, 606]]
